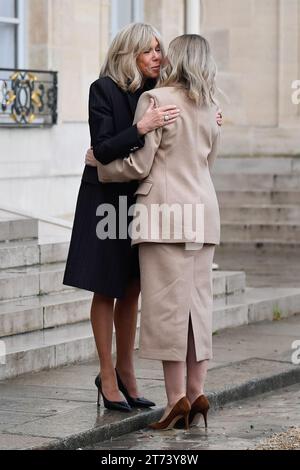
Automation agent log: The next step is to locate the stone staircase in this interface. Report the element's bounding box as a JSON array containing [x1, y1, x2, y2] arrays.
[[1, 208, 300, 381], [212, 157, 300, 247]]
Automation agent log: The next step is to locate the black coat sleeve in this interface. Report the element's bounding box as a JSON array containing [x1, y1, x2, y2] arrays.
[[88, 80, 145, 165]]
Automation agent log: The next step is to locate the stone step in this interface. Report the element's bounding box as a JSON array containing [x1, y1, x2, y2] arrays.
[[212, 286, 300, 331], [1, 286, 300, 381], [0, 321, 97, 381], [212, 173, 300, 191], [0, 265, 243, 302], [215, 241, 300, 260], [217, 190, 300, 206], [0, 263, 73, 301], [243, 286, 300, 323], [0, 290, 92, 337], [0, 240, 39, 270], [220, 205, 300, 223], [212, 270, 245, 297], [213, 157, 300, 175], [221, 222, 300, 243], [39, 241, 70, 265], [0, 271, 245, 336], [0, 239, 69, 269], [216, 240, 300, 254], [0, 210, 38, 242]]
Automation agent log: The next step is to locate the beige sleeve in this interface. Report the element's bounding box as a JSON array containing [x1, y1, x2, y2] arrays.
[[97, 93, 162, 183]]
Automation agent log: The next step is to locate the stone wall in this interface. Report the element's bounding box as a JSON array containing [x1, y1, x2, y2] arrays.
[[200, 0, 300, 156], [0, 0, 299, 218]]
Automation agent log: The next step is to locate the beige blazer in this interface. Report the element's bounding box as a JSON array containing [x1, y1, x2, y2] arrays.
[[97, 86, 221, 245]]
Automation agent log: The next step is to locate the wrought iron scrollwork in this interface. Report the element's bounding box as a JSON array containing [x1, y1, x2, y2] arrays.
[[0, 68, 57, 127]]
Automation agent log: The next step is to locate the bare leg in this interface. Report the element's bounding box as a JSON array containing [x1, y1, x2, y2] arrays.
[[90, 293, 123, 402], [159, 360, 186, 421], [115, 279, 140, 398], [186, 316, 209, 404]]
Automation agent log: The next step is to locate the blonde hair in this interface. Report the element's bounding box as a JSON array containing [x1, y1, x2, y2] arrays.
[[159, 34, 217, 105], [100, 23, 165, 93]]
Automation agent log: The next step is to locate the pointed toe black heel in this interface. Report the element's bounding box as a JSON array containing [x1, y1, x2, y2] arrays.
[[95, 374, 132, 412], [115, 369, 156, 408]]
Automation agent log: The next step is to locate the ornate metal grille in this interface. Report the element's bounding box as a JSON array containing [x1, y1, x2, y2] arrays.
[[0, 68, 57, 127]]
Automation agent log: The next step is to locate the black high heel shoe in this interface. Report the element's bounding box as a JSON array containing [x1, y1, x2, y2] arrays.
[[95, 374, 132, 412], [115, 368, 156, 408]]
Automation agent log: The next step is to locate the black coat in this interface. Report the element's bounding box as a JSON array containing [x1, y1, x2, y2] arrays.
[[63, 77, 155, 298], [82, 76, 148, 189]]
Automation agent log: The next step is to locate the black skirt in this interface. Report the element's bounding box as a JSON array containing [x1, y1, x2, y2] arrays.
[[63, 178, 140, 299]]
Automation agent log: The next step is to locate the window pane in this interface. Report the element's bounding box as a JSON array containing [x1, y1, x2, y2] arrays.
[[0, 0, 16, 18], [0, 24, 16, 67]]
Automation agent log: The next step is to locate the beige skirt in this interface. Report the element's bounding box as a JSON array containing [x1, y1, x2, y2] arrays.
[[138, 242, 216, 362]]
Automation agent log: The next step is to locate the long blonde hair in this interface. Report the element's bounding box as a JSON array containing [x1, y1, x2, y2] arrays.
[[159, 34, 217, 105], [100, 23, 165, 93]]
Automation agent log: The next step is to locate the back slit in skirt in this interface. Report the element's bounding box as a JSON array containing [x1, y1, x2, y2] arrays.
[[138, 242, 216, 362]]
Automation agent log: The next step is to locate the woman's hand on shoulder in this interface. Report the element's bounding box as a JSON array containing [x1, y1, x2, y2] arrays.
[[137, 98, 180, 136]]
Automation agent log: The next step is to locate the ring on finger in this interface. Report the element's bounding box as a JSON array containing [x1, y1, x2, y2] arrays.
[[164, 114, 170, 122]]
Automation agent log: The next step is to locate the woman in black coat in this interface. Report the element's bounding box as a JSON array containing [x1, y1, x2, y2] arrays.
[[63, 23, 181, 411]]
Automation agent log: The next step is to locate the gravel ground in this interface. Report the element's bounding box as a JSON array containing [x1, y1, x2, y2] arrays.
[[255, 426, 300, 450]]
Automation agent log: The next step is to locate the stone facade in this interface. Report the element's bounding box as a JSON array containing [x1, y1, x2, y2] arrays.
[[200, 0, 300, 156], [0, 0, 299, 217]]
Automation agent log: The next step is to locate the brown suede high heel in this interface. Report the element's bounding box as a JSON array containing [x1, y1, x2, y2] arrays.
[[148, 396, 191, 431], [189, 394, 210, 427], [174, 394, 210, 429]]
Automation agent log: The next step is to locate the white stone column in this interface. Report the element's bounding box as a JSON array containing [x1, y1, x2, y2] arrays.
[[185, 0, 200, 34], [133, 0, 144, 22]]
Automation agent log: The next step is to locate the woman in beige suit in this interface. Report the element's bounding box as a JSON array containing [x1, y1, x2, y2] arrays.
[[86, 34, 220, 430]]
